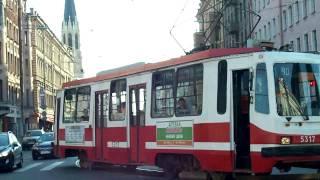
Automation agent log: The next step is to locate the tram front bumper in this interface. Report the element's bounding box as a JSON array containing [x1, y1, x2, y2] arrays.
[[262, 145, 320, 157]]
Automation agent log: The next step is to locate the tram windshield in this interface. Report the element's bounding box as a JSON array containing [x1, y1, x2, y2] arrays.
[[274, 63, 320, 117]]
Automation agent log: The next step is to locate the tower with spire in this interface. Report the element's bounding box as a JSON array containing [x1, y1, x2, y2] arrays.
[[62, 0, 84, 78]]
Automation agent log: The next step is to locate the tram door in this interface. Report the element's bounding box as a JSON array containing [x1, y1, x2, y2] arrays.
[[129, 84, 146, 163], [232, 69, 251, 169], [95, 91, 108, 160]]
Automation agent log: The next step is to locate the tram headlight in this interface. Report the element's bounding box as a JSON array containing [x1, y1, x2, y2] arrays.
[[280, 137, 291, 145]]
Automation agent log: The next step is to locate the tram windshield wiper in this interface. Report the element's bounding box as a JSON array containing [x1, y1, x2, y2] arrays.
[[278, 78, 308, 121]]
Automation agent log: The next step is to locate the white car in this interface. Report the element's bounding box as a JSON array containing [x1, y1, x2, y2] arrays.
[[22, 129, 45, 150]]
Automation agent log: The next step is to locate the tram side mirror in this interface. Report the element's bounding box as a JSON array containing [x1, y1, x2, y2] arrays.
[[65, 94, 73, 101]]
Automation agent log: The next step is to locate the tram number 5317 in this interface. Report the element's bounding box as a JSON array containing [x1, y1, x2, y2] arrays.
[[300, 135, 316, 143]]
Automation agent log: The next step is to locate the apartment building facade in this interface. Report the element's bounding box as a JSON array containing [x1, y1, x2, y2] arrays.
[[23, 10, 74, 130], [194, 0, 224, 49], [194, 0, 257, 49], [0, 0, 23, 136], [253, 0, 319, 51]]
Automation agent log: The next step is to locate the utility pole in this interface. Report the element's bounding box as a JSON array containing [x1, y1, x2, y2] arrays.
[[18, 0, 25, 138]]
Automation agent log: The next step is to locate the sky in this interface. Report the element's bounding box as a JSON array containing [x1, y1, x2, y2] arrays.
[[26, 0, 200, 77]]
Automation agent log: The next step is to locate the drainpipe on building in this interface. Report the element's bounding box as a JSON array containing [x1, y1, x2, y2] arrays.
[[279, 0, 284, 47]]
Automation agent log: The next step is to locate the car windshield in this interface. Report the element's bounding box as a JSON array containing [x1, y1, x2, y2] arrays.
[[0, 134, 9, 146], [274, 63, 320, 116], [39, 133, 54, 142], [26, 130, 43, 137]]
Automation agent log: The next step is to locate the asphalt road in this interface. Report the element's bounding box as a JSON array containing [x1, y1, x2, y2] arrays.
[[1, 150, 320, 180], [0, 150, 166, 180]]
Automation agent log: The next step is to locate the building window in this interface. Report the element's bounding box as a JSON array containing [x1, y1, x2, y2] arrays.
[[263, 25, 267, 39], [267, 22, 271, 40], [25, 58, 29, 75], [75, 34, 79, 49], [255, 63, 269, 114], [63, 34, 66, 44], [282, 10, 287, 30], [303, 0, 308, 18], [175, 64, 203, 116], [152, 70, 174, 118], [297, 37, 301, 52], [24, 31, 27, 45], [259, 29, 262, 40], [68, 33, 72, 48], [272, 18, 276, 37], [217, 60, 227, 114], [304, 33, 309, 52], [110, 79, 127, 121], [290, 40, 294, 51], [288, 6, 293, 26], [312, 30, 317, 51], [311, 0, 315, 13], [295, 1, 300, 23]]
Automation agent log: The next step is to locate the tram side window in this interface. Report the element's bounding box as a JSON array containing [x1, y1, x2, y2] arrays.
[[255, 63, 269, 114], [176, 64, 203, 116], [152, 70, 174, 118], [217, 60, 227, 114], [76, 86, 91, 122], [102, 93, 109, 126], [64, 88, 77, 123], [110, 79, 127, 121]]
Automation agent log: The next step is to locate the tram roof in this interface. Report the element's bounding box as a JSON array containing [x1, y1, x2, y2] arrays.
[[63, 48, 261, 88]]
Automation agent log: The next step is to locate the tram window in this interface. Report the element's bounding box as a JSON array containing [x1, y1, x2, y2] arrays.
[[110, 79, 127, 121], [95, 93, 102, 127], [217, 60, 227, 114], [95, 91, 109, 127], [76, 86, 91, 122], [102, 93, 109, 126], [64, 88, 77, 123], [176, 64, 203, 116], [255, 63, 269, 114], [63, 86, 91, 123], [274, 63, 320, 116], [152, 70, 174, 118]]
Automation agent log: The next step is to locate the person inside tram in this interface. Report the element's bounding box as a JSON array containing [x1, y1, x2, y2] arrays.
[[80, 109, 89, 121], [176, 97, 190, 115], [112, 102, 126, 120]]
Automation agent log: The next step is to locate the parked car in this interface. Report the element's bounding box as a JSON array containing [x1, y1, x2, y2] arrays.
[[22, 129, 45, 150], [0, 131, 23, 170], [32, 132, 55, 160]]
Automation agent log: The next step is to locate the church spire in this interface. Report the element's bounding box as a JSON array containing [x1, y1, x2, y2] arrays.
[[62, 0, 84, 79], [64, 0, 77, 25]]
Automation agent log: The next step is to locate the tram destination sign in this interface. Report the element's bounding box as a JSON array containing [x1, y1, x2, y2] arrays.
[[65, 125, 85, 143], [156, 120, 193, 146]]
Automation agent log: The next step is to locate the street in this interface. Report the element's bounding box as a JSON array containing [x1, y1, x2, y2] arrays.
[[0, 150, 165, 180]]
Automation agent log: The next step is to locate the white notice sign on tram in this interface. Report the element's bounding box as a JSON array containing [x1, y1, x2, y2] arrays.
[[65, 126, 85, 143]]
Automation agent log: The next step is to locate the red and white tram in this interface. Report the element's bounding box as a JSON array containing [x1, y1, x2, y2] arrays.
[[54, 48, 320, 177]]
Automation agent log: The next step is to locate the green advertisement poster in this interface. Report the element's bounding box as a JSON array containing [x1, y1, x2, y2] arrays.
[[156, 120, 193, 146]]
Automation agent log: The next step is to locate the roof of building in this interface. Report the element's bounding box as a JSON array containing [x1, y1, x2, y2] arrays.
[[63, 48, 261, 88], [64, 0, 77, 24]]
